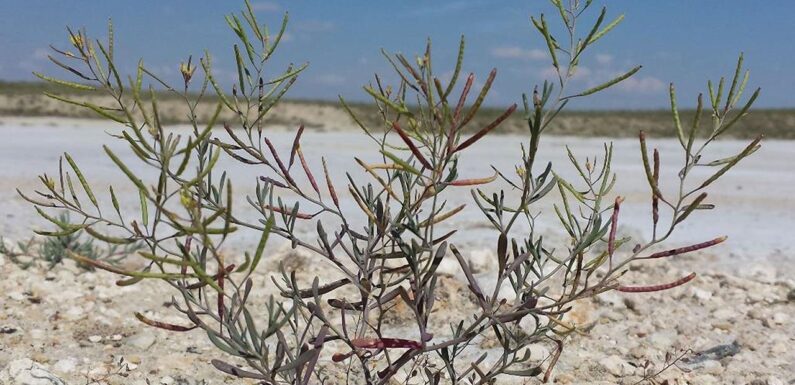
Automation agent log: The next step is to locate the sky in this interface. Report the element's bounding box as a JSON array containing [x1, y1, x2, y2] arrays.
[[0, 1, 792, 109]]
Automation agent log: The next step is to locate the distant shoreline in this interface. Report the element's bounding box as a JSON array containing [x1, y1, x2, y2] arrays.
[[1, 81, 793, 138]]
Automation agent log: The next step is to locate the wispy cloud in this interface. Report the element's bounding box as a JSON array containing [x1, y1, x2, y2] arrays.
[[615, 75, 665, 94], [33, 48, 50, 61], [491, 46, 547, 61], [595, 53, 613, 65], [538, 65, 591, 80]]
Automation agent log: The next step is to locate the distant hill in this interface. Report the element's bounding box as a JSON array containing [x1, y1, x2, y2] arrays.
[[1, 81, 792, 138]]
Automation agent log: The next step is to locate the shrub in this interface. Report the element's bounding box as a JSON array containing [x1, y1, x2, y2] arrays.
[[1, 212, 139, 270], [21, 0, 761, 383]]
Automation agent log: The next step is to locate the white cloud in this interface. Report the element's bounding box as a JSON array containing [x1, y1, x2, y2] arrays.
[[492, 46, 547, 61], [595, 54, 613, 65], [250, 2, 280, 12], [33, 48, 50, 61], [616, 75, 665, 94], [539, 65, 591, 80]]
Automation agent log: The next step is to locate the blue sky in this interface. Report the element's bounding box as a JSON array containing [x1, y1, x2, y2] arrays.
[[1, 1, 792, 109]]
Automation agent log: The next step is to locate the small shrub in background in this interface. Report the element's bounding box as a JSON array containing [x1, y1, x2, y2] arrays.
[[21, 0, 761, 383], [1, 212, 139, 270]]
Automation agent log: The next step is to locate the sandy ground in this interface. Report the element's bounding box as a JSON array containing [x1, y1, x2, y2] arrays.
[[1, 117, 794, 384]]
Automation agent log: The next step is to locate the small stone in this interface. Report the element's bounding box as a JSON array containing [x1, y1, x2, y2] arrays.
[[88, 335, 103, 343], [127, 355, 142, 364], [712, 321, 733, 331], [160, 375, 175, 385], [520, 343, 550, 361], [766, 376, 785, 385], [52, 358, 79, 374], [0, 358, 67, 385], [128, 331, 157, 350], [770, 312, 788, 325], [712, 308, 737, 320], [700, 360, 724, 375], [691, 287, 713, 301], [647, 329, 677, 349], [111, 334, 123, 341], [599, 355, 634, 377], [691, 374, 719, 385], [770, 341, 787, 354]]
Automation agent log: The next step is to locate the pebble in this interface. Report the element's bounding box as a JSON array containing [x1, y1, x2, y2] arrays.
[[766, 376, 785, 385], [647, 329, 677, 349], [519, 343, 550, 361], [770, 312, 788, 325], [128, 331, 157, 350], [88, 335, 103, 343], [52, 357, 79, 374], [111, 333, 123, 341], [691, 287, 713, 301], [160, 375, 175, 385], [0, 358, 67, 385], [599, 355, 634, 377]]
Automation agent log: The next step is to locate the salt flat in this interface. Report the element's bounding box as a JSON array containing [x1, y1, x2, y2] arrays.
[[1, 118, 793, 384], [2, 118, 793, 273]]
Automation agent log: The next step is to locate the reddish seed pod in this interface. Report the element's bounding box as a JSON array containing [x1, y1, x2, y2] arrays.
[[617, 272, 697, 293], [392, 121, 432, 170], [134, 312, 197, 332], [639, 236, 727, 260], [351, 337, 422, 350]]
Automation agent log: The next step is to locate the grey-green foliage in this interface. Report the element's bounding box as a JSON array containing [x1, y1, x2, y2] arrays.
[[1, 212, 140, 270], [20, 0, 761, 383]]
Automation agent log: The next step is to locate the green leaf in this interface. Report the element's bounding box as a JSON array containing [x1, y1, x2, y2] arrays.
[[139, 187, 148, 226], [249, 215, 274, 274], [64, 153, 99, 210], [589, 14, 624, 44], [381, 150, 420, 175], [33, 72, 96, 91], [104, 145, 147, 192], [725, 53, 744, 110], [567, 66, 641, 98], [669, 84, 686, 149]]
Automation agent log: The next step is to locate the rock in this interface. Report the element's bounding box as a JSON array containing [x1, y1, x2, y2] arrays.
[[680, 341, 740, 372], [468, 249, 495, 273], [127, 355, 142, 364], [647, 329, 677, 349], [691, 374, 719, 385], [160, 375, 175, 384], [128, 331, 157, 350], [0, 358, 67, 385], [519, 343, 550, 361], [766, 376, 785, 385], [88, 335, 102, 343], [599, 355, 634, 377], [691, 287, 713, 302], [52, 357, 79, 374], [770, 312, 788, 325]]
